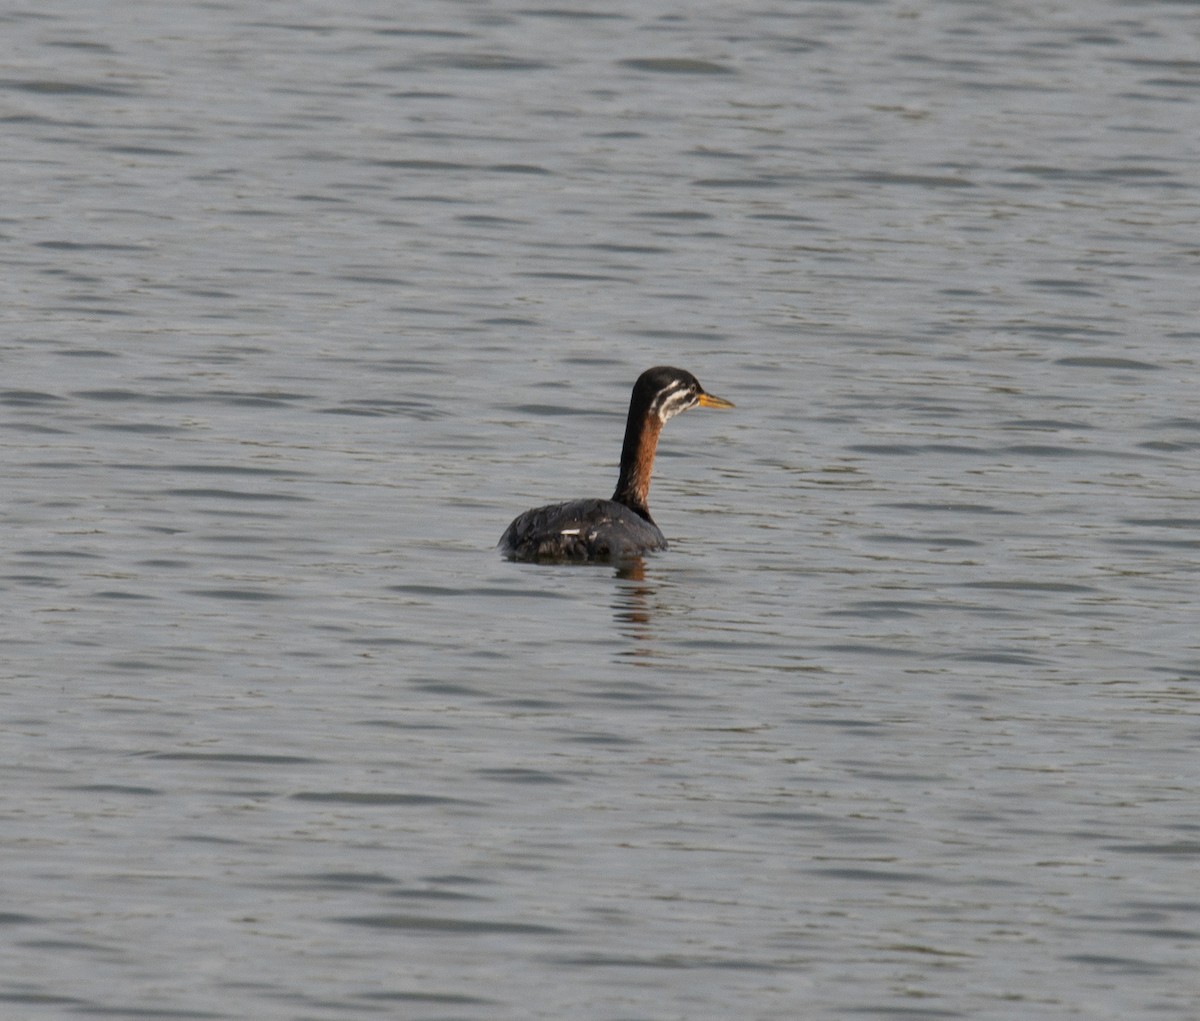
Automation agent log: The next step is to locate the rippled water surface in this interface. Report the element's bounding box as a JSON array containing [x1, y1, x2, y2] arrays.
[[3, 1, 1199, 1018]]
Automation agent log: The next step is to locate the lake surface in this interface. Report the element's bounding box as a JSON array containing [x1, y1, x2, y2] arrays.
[[3, 1, 1198, 1018]]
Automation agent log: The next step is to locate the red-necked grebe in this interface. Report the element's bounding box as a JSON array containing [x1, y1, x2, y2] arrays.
[[499, 366, 734, 562]]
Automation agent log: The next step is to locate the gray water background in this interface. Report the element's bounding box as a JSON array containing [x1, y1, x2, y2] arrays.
[[3, 1, 1199, 1018]]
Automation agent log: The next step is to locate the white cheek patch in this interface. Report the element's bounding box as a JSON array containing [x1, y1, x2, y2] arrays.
[[560, 528, 581, 536], [657, 387, 695, 422]]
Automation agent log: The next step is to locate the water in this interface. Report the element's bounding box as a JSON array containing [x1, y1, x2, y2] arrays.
[[3, 1, 1198, 1018]]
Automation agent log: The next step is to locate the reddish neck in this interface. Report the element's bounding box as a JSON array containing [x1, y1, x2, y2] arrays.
[[612, 412, 662, 522]]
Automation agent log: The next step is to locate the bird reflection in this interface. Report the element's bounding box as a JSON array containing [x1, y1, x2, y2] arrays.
[[610, 556, 659, 658]]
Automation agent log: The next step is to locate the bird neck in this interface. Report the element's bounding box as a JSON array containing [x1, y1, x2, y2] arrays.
[[612, 410, 662, 522]]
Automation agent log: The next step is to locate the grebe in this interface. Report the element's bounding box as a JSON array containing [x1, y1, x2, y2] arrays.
[[499, 366, 734, 562]]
